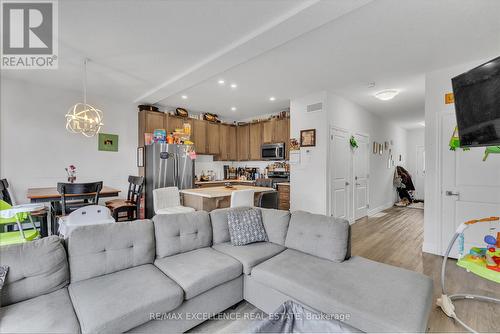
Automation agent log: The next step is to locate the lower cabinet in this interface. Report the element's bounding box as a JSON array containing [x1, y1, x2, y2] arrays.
[[277, 184, 290, 210]]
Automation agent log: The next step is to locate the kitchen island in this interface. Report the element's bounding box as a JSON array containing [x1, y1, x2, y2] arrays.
[[180, 185, 274, 212]]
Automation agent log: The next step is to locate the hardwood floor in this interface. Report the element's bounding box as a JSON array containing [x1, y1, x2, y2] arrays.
[[352, 206, 500, 333], [192, 207, 500, 333]]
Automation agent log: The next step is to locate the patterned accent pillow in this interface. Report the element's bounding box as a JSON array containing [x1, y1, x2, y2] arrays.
[[0, 265, 8, 306], [228, 208, 268, 246]]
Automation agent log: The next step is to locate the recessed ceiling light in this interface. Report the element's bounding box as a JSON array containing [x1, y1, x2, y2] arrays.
[[374, 89, 399, 101], [419, 121, 425, 127], [230, 83, 237, 89], [218, 79, 225, 85], [269, 96, 276, 101], [181, 95, 188, 99], [231, 107, 237, 111]]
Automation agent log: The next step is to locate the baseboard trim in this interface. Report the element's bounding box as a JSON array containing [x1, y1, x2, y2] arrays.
[[422, 242, 442, 256], [367, 202, 393, 217]]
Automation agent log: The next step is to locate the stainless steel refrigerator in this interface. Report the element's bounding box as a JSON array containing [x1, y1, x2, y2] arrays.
[[144, 143, 194, 218]]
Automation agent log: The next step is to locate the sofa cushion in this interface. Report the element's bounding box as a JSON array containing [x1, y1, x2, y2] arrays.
[[153, 211, 212, 258], [285, 211, 349, 262], [154, 247, 242, 300], [67, 219, 155, 283], [69, 264, 182, 334], [0, 288, 80, 333], [251, 249, 433, 333], [210, 207, 234, 244], [0, 236, 69, 306], [212, 242, 285, 275], [228, 208, 268, 246], [260, 208, 290, 246]]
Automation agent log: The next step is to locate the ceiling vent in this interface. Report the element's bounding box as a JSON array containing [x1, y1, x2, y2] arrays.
[[306, 102, 322, 113]]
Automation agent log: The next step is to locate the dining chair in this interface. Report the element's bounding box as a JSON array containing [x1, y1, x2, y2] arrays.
[[105, 176, 144, 221], [153, 187, 195, 215], [0, 179, 13, 205], [230, 189, 255, 208], [257, 191, 279, 209], [56, 181, 103, 216], [255, 178, 273, 188]]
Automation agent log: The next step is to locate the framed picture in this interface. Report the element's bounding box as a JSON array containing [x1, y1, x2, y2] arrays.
[[137, 147, 144, 167], [98, 133, 118, 152], [300, 129, 316, 147]]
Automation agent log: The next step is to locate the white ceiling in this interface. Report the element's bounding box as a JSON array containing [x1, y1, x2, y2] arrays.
[[3, 0, 500, 129]]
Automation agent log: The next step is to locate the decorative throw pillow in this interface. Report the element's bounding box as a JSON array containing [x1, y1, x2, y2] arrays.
[[0, 265, 8, 306], [227, 208, 268, 246]]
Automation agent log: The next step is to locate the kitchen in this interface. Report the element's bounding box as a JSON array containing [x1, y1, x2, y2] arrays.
[[138, 106, 290, 217]]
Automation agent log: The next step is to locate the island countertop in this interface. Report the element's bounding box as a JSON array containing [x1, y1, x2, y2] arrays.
[[180, 185, 274, 199]]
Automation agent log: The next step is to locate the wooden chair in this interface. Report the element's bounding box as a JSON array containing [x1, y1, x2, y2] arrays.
[[105, 176, 144, 221], [56, 181, 103, 216]]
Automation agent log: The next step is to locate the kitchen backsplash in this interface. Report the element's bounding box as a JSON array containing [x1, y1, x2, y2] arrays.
[[195, 155, 275, 180]]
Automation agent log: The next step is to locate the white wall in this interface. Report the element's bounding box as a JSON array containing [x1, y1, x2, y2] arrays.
[[406, 127, 425, 199], [327, 93, 408, 216], [289, 91, 407, 217], [423, 59, 489, 255], [290, 91, 329, 214], [0, 77, 138, 204]]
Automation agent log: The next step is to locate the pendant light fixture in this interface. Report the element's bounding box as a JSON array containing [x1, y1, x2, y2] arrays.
[[66, 58, 103, 137]]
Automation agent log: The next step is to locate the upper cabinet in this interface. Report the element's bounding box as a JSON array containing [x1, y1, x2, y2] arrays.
[[261, 118, 289, 144], [138, 111, 165, 146], [249, 123, 262, 160], [219, 124, 237, 161], [166, 114, 192, 134], [237, 124, 250, 161], [262, 120, 274, 143], [227, 125, 238, 161], [206, 122, 220, 155], [192, 119, 207, 154]]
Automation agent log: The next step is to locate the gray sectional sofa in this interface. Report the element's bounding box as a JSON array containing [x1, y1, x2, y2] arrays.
[[0, 208, 433, 333]]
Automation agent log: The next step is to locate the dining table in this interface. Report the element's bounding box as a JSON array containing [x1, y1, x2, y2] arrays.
[[26, 186, 121, 235]]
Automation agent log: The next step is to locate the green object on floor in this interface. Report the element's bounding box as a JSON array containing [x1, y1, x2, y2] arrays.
[[483, 146, 500, 161], [0, 200, 39, 246]]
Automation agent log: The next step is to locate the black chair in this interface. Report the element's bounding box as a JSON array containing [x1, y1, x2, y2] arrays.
[[56, 181, 103, 216], [255, 178, 273, 188], [257, 191, 279, 209], [105, 176, 144, 221]]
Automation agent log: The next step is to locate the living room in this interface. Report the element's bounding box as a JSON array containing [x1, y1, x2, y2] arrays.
[[1, 1, 500, 333]]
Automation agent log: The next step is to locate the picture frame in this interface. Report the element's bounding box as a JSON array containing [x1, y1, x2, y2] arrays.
[[300, 129, 316, 147], [137, 147, 144, 167], [98, 133, 119, 152]]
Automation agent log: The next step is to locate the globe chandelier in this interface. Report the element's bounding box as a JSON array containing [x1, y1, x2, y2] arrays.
[[66, 58, 103, 137]]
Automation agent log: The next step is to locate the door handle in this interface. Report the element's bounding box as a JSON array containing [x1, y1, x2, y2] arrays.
[[345, 182, 350, 186], [445, 191, 460, 197], [356, 183, 361, 186]]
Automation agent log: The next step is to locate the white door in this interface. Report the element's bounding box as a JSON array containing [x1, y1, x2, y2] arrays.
[[440, 113, 500, 257], [330, 128, 350, 220], [415, 145, 425, 200], [353, 134, 369, 220]]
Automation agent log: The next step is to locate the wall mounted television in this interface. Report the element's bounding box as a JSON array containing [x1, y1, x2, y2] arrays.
[[452, 56, 500, 147]]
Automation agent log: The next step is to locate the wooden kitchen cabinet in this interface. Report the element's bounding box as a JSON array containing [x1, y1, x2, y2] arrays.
[[138, 110, 166, 146], [262, 120, 274, 143], [228, 125, 238, 160], [166, 115, 192, 135], [237, 124, 250, 161], [275, 118, 290, 144], [219, 124, 230, 160], [277, 183, 290, 210], [249, 123, 262, 160], [207, 122, 220, 155], [192, 119, 207, 154]]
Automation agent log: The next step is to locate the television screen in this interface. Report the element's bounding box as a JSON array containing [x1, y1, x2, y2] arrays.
[[452, 56, 500, 147]]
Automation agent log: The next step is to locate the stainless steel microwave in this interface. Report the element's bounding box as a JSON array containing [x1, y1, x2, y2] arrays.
[[261, 143, 286, 160]]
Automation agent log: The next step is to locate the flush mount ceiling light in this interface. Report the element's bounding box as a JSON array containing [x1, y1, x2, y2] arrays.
[[231, 107, 237, 111], [66, 58, 103, 138], [230, 83, 237, 89], [218, 79, 225, 85], [374, 89, 400, 101], [181, 95, 188, 99], [269, 96, 276, 101]]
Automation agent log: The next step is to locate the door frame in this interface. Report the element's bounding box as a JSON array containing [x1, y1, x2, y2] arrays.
[[352, 132, 370, 221], [415, 145, 425, 200]]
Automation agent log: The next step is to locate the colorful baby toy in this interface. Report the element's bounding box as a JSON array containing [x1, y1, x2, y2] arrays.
[[437, 216, 500, 333]]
